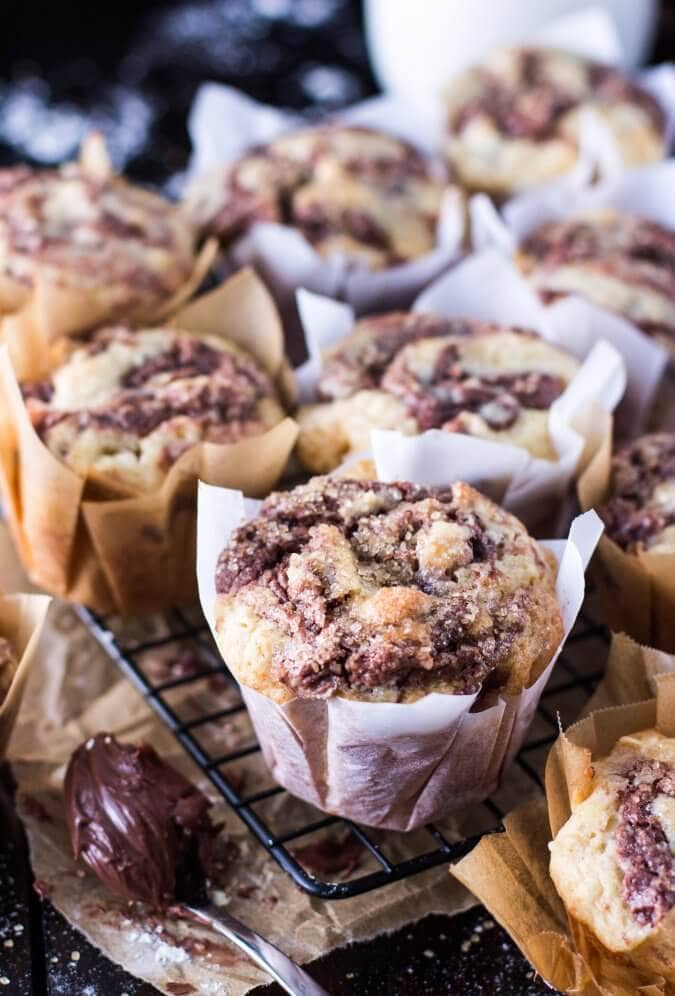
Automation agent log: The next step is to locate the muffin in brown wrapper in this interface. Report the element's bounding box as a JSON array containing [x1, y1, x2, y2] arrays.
[[0, 591, 51, 757], [199, 476, 600, 831], [578, 432, 675, 652], [453, 666, 675, 996], [0, 133, 218, 380], [0, 269, 298, 615]]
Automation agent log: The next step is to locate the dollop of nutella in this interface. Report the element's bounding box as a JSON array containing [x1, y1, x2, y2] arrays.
[[64, 733, 213, 907]]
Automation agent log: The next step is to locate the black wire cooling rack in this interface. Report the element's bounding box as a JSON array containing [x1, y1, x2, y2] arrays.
[[75, 602, 609, 900]]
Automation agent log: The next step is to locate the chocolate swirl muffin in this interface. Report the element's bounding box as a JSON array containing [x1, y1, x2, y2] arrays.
[[186, 125, 449, 269], [22, 326, 285, 494], [445, 48, 665, 196], [519, 209, 675, 349], [297, 311, 579, 472], [213, 476, 563, 704], [0, 637, 16, 705], [550, 730, 675, 980], [0, 139, 199, 322], [598, 433, 675, 555]]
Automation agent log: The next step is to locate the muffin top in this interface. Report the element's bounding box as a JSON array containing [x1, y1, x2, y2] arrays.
[[23, 326, 284, 494], [598, 433, 675, 554], [297, 311, 579, 472], [550, 730, 675, 952], [0, 636, 16, 704], [519, 209, 675, 344], [0, 156, 198, 311], [444, 47, 665, 194], [186, 124, 449, 269], [214, 477, 562, 703]]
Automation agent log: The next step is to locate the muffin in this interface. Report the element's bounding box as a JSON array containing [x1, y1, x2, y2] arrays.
[[518, 209, 675, 351], [297, 311, 580, 472], [185, 124, 450, 270], [444, 47, 666, 197], [0, 135, 201, 328], [598, 433, 675, 556], [550, 729, 675, 982], [213, 476, 563, 705], [0, 636, 16, 706], [22, 325, 286, 495]]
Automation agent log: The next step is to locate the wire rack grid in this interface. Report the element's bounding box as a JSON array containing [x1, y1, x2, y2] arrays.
[[76, 602, 609, 901]]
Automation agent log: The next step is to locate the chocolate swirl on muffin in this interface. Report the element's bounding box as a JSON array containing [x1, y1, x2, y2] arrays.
[[213, 476, 562, 703], [444, 47, 665, 196], [297, 311, 579, 472], [519, 209, 675, 348], [0, 143, 199, 322], [22, 326, 285, 494], [598, 433, 675, 554], [186, 124, 450, 269]]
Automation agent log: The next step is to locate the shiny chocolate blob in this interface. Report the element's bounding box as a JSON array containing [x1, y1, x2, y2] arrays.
[[64, 733, 212, 907]]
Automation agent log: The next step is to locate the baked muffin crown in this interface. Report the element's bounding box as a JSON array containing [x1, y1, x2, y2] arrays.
[[22, 325, 285, 495], [297, 311, 579, 472], [598, 432, 675, 554], [186, 124, 449, 269], [214, 476, 562, 703]]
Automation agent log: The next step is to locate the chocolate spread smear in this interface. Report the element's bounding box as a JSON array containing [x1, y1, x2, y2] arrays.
[[614, 757, 675, 927], [64, 733, 214, 907]]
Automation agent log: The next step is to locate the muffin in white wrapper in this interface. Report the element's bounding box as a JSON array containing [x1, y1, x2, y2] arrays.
[[197, 478, 601, 831], [295, 280, 626, 531], [183, 85, 465, 318]]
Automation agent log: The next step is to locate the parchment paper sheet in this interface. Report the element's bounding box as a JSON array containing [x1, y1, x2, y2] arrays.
[[295, 276, 626, 533], [453, 670, 675, 995], [1, 524, 478, 996], [197, 479, 602, 830], [0, 133, 219, 381], [0, 268, 298, 615]]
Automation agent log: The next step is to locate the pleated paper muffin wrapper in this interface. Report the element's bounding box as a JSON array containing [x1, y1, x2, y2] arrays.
[[0, 591, 51, 758], [197, 478, 602, 830], [577, 432, 675, 654], [184, 83, 467, 330], [0, 269, 299, 615], [452, 668, 675, 996], [0, 133, 220, 381], [468, 157, 675, 423], [295, 279, 626, 535]]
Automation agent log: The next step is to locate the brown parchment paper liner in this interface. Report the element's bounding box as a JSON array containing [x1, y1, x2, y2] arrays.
[[0, 591, 50, 757], [583, 631, 675, 716], [0, 268, 299, 615], [198, 481, 602, 831], [0, 133, 220, 381], [577, 432, 675, 652], [452, 672, 675, 996], [0, 525, 476, 996]]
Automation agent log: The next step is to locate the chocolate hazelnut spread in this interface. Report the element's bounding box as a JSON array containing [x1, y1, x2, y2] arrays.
[[64, 733, 213, 907], [216, 478, 540, 699], [598, 434, 675, 552], [614, 757, 675, 927]]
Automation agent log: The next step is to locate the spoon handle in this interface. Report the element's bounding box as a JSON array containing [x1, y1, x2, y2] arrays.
[[180, 903, 329, 996]]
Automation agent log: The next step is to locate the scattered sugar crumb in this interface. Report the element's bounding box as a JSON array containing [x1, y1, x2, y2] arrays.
[[70, 951, 80, 962], [2, 940, 13, 949], [423, 949, 435, 958]]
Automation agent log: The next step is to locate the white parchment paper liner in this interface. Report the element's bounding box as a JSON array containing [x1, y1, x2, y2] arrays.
[[185, 84, 465, 314], [196, 479, 602, 830], [469, 158, 675, 423], [295, 275, 626, 531]]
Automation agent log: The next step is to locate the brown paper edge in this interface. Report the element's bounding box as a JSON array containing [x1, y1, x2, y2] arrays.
[[0, 592, 51, 757]]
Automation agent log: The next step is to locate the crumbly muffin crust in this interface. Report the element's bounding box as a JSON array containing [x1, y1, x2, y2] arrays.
[[297, 312, 579, 472], [445, 48, 665, 195], [214, 477, 562, 703], [186, 125, 448, 269], [22, 326, 284, 494], [0, 636, 16, 703], [598, 433, 675, 554], [550, 730, 675, 970], [0, 161, 198, 316], [519, 209, 675, 347]]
